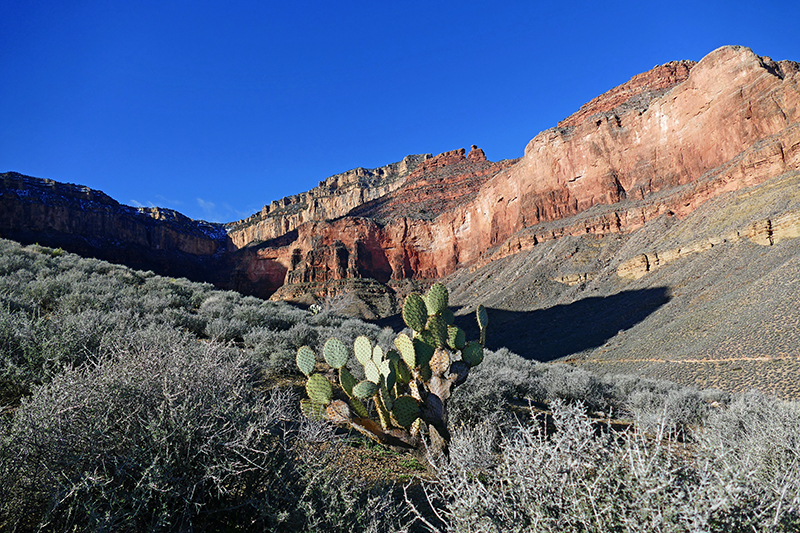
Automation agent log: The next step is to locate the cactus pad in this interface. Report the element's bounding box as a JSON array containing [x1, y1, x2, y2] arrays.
[[306, 374, 332, 405], [300, 399, 326, 420], [425, 283, 448, 315], [442, 308, 455, 325], [427, 315, 448, 347], [430, 347, 451, 375], [326, 400, 351, 423], [461, 341, 484, 367], [296, 346, 316, 377], [385, 349, 400, 364], [364, 359, 381, 384], [323, 338, 349, 369], [447, 326, 466, 350], [380, 359, 396, 390], [350, 397, 369, 418], [372, 346, 383, 367], [339, 367, 357, 397], [395, 333, 416, 369], [353, 380, 378, 399], [477, 304, 488, 330], [354, 335, 373, 366], [392, 396, 421, 428], [379, 382, 394, 411], [394, 358, 412, 384], [419, 363, 432, 381], [413, 337, 435, 367], [403, 293, 428, 332]]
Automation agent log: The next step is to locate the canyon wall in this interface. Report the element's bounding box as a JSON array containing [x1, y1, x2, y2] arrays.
[[2, 46, 799, 315], [225, 154, 431, 248], [0, 172, 230, 281], [237, 46, 799, 308]]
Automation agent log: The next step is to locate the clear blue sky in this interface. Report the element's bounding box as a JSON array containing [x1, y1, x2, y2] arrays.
[[2, 1, 799, 223]]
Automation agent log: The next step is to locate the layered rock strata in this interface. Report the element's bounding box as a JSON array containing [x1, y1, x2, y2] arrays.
[[225, 154, 430, 248], [238, 46, 799, 308], [2, 46, 798, 316], [0, 172, 229, 281]]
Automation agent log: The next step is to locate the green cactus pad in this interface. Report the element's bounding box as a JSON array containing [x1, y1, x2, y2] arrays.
[[417, 329, 436, 347], [425, 283, 448, 315], [395, 333, 416, 369], [442, 308, 455, 325], [300, 399, 326, 420], [339, 367, 357, 397], [306, 374, 332, 405], [392, 396, 421, 428], [364, 359, 381, 384], [447, 326, 466, 350], [379, 382, 394, 411], [372, 346, 383, 367], [354, 336, 373, 366], [380, 359, 396, 390], [477, 304, 489, 330], [296, 346, 316, 377], [323, 338, 349, 369], [413, 337, 435, 367], [427, 315, 448, 347], [394, 358, 412, 384], [352, 380, 378, 399], [385, 349, 400, 364], [430, 347, 451, 375], [350, 397, 369, 418], [403, 293, 428, 332], [375, 395, 392, 430], [419, 363, 432, 381], [461, 341, 484, 367]]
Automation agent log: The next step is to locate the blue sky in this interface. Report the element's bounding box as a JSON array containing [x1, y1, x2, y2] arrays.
[[2, 1, 799, 223]]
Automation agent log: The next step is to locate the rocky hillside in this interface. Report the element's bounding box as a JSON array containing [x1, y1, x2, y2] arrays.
[[0, 172, 230, 283], [227, 46, 799, 312], [2, 45, 799, 396]]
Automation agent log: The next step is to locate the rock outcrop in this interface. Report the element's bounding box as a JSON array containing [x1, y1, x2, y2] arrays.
[[0, 172, 230, 282], [2, 46, 799, 319], [234, 46, 799, 309], [225, 154, 431, 248], [449, 46, 799, 263]]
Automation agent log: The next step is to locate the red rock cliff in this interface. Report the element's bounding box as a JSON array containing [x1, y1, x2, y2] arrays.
[[239, 46, 800, 308], [225, 154, 431, 248]]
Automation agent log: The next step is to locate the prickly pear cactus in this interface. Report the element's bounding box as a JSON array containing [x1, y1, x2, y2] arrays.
[[295, 282, 488, 455]]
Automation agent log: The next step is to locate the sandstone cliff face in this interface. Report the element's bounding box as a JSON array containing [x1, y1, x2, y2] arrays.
[[233, 147, 515, 303], [225, 154, 431, 248], [248, 45, 799, 309], [0, 172, 229, 281], [448, 46, 800, 264]]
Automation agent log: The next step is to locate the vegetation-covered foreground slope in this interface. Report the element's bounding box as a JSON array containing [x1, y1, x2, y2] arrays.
[[1, 238, 800, 531]]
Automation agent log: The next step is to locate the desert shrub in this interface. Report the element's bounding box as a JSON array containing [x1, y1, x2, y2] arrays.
[[293, 445, 407, 533], [537, 363, 612, 411], [449, 348, 547, 426], [245, 321, 321, 374], [0, 327, 304, 531], [625, 385, 710, 435], [417, 394, 800, 533], [450, 349, 616, 427]]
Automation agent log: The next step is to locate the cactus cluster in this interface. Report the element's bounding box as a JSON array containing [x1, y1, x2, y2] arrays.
[[296, 282, 488, 454]]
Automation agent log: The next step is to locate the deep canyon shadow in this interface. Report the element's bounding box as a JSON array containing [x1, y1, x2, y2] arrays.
[[376, 287, 671, 363], [455, 287, 671, 362]]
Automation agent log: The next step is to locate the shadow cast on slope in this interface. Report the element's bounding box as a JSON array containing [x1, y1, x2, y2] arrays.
[[452, 287, 672, 363]]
